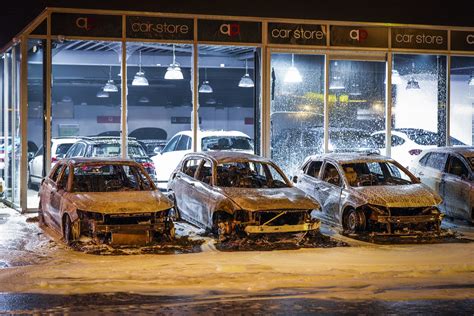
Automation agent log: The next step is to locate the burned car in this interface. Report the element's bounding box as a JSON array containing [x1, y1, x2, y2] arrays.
[[39, 158, 174, 245], [293, 153, 443, 235], [168, 152, 320, 238], [410, 147, 473, 223]]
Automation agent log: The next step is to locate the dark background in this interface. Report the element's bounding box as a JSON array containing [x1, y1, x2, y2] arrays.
[[1, 0, 473, 49]]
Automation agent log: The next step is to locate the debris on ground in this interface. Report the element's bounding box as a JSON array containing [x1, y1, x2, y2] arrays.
[[346, 229, 472, 244], [70, 236, 204, 255], [216, 231, 348, 251]]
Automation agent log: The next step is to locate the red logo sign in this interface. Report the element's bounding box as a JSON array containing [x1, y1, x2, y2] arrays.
[[76, 17, 96, 31], [350, 29, 368, 42], [220, 23, 241, 37]]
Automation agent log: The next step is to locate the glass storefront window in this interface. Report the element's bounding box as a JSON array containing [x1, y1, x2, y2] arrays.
[[391, 54, 447, 167], [127, 43, 193, 190], [450, 56, 474, 146], [197, 45, 259, 147], [27, 40, 44, 208], [270, 53, 325, 176], [328, 59, 385, 155], [51, 40, 122, 169]]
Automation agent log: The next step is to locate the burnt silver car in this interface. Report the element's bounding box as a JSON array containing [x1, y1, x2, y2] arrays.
[[168, 152, 320, 238], [410, 147, 473, 223], [293, 153, 443, 235]]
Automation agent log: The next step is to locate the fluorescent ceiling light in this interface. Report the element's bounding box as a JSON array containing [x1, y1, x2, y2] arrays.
[[239, 59, 255, 88], [164, 45, 184, 80], [132, 50, 149, 86], [284, 54, 302, 83]]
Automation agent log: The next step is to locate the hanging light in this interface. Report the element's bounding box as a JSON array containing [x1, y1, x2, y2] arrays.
[[284, 54, 302, 83], [164, 45, 184, 80], [96, 90, 109, 98], [139, 96, 149, 103], [406, 62, 420, 90], [238, 59, 255, 88], [468, 72, 474, 86], [199, 68, 213, 93], [103, 66, 118, 92], [329, 61, 345, 90], [132, 50, 149, 86]]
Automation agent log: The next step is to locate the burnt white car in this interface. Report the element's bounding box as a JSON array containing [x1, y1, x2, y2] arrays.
[[410, 147, 473, 223], [293, 153, 443, 235], [168, 152, 320, 238]]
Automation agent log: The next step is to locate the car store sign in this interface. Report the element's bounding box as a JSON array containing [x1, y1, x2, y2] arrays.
[[51, 13, 122, 38], [330, 26, 388, 48], [451, 31, 474, 51], [268, 23, 326, 46], [391, 28, 447, 50], [126, 16, 194, 40], [198, 19, 262, 43]]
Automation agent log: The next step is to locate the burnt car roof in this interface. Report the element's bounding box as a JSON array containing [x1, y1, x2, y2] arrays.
[[306, 152, 394, 164], [58, 157, 138, 165], [184, 151, 271, 164], [421, 146, 474, 157]]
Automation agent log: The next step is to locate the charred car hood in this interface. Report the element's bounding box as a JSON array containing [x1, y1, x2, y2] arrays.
[[352, 184, 442, 208], [220, 187, 320, 211], [65, 191, 172, 214]]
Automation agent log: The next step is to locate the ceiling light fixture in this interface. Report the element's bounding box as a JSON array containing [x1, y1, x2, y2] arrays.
[[132, 50, 149, 86], [164, 45, 184, 80], [406, 62, 420, 90], [96, 90, 109, 98], [284, 54, 302, 83], [199, 68, 213, 93], [238, 59, 255, 88], [103, 65, 118, 92]]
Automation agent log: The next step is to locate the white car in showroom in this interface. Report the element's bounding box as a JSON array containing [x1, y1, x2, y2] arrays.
[[28, 137, 82, 189], [152, 130, 253, 189], [371, 128, 465, 168]]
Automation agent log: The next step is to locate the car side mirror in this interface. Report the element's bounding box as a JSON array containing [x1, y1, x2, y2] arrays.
[[292, 175, 298, 183]]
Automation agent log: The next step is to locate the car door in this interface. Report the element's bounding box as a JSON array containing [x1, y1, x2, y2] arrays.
[[193, 159, 215, 228], [49, 164, 70, 232], [41, 163, 66, 231], [172, 157, 203, 225], [441, 154, 472, 220], [317, 162, 343, 224], [296, 159, 323, 199]]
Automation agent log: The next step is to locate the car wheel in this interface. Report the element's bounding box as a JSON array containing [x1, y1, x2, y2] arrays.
[[344, 209, 366, 234], [63, 215, 80, 245]]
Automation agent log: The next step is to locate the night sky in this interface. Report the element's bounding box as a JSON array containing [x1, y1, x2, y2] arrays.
[[0, 0, 473, 49]]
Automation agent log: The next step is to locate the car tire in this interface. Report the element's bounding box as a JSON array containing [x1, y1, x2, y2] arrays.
[[63, 215, 80, 245], [344, 209, 366, 234]]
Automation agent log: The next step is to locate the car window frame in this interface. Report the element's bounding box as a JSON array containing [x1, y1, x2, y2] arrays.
[[426, 152, 448, 171], [321, 161, 343, 187], [162, 135, 181, 153], [176, 135, 191, 151], [446, 154, 470, 179], [305, 159, 323, 179], [181, 156, 202, 178], [195, 158, 213, 186]]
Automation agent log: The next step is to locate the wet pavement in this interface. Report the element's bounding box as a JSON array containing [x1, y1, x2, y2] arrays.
[[0, 204, 473, 313], [1, 292, 473, 314]]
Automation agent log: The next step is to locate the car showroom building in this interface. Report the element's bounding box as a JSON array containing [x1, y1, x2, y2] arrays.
[[1, 2, 474, 211]]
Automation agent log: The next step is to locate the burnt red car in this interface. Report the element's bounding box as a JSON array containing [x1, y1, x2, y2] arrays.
[[38, 158, 174, 245]]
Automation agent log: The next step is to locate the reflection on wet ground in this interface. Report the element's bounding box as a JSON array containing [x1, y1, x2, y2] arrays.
[[1, 292, 473, 314]]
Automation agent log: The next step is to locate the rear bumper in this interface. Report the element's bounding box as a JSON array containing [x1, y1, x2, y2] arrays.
[[244, 220, 320, 234]]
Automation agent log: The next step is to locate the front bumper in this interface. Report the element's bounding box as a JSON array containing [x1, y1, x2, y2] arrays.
[[376, 214, 442, 224], [244, 220, 320, 234], [95, 222, 169, 245]]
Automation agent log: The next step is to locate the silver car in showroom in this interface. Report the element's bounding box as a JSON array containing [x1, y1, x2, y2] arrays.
[[168, 152, 320, 239], [410, 147, 473, 223], [293, 153, 443, 235]]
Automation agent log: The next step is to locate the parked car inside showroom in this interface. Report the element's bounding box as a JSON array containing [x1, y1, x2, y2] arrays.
[[371, 128, 466, 168], [38, 158, 175, 245], [28, 137, 83, 189], [293, 153, 443, 236], [152, 130, 254, 190], [168, 152, 320, 239], [64, 136, 157, 182], [409, 147, 473, 224]]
